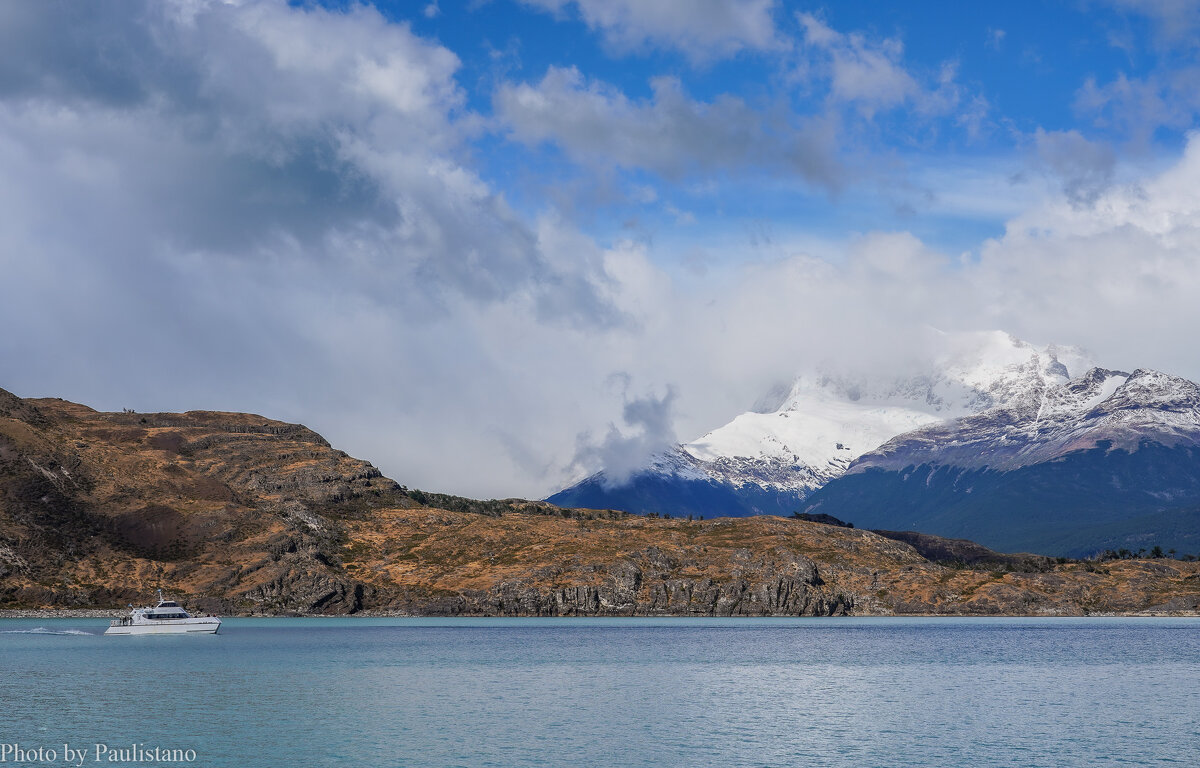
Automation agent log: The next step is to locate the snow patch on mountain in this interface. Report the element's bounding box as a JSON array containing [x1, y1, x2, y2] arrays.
[[677, 330, 1092, 494], [552, 330, 1098, 508], [800, 365, 1200, 556], [849, 366, 1200, 475]]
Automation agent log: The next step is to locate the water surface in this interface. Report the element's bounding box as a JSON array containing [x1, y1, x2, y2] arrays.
[[1, 617, 1197, 766]]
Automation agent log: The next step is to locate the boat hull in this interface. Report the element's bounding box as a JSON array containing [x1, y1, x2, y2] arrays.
[[104, 620, 221, 636]]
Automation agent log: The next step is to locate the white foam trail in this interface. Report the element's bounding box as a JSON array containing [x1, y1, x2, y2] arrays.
[[0, 627, 93, 635]]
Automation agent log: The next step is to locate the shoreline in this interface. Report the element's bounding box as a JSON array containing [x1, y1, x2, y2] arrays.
[[3, 609, 1198, 619]]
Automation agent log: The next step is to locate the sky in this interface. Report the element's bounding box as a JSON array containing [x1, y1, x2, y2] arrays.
[[3, 0, 1200, 499]]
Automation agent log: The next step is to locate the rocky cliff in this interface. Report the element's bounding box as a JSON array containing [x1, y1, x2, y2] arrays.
[[1, 388, 1197, 616]]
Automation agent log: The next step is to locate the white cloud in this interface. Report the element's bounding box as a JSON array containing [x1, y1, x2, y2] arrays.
[[1100, 0, 1200, 44], [550, 134, 1200, 486], [797, 14, 917, 114], [1001, 134, 1200, 241], [1074, 2, 1200, 144], [495, 66, 842, 187], [494, 14, 987, 216], [965, 135, 1200, 370], [520, 0, 779, 60], [955, 94, 991, 141], [795, 13, 966, 121], [1075, 70, 1200, 146], [6, 0, 1200, 503]]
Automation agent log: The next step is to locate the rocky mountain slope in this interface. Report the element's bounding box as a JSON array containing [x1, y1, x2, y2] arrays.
[[550, 331, 1090, 516], [2, 387, 1197, 616], [803, 367, 1200, 557]]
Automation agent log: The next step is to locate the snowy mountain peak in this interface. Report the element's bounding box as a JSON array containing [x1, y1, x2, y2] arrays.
[[798, 362, 1200, 555], [787, 330, 1088, 416], [1099, 368, 1200, 414], [679, 331, 1092, 494], [548, 334, 1200, 556], [842, 364, 1200, 478]]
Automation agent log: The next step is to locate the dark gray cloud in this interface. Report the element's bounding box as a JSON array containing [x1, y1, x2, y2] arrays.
[[1033, 129, 1117, 206], [0, 0, 625, 498], [0, 2, 166, 107], [0, 0, 613, 312], [569, 386, 679, 486]]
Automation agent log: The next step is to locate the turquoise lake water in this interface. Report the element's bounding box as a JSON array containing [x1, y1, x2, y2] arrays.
[[1, 617, 1198, 767]]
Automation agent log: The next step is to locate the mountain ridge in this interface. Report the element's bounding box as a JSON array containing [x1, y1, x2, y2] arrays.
[[550, 333, 1200, 556], [2, 385, 1197, 615], [804, 366, 1200, 556]]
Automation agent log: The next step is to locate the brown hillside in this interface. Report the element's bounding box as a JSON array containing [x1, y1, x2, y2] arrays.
[[1, 388, 1197, 616]]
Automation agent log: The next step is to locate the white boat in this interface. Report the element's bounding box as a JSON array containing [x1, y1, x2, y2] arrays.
[[104, 591, 221, 636]]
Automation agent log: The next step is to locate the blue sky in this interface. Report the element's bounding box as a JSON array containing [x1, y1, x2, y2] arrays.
[[3, 0, 1200, 498], [371, 0, 1194, 256]]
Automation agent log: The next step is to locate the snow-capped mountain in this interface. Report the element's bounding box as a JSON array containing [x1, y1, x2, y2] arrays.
[[686, 331, 1093, 495], [803, 367, 1200, 556], [550, 329, 1200, 555], [548, 331, 1093, 517], [837, 365, 1174, 473]]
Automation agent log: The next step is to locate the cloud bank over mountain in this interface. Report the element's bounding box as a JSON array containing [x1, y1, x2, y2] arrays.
[[2, 1, 1200, 498]]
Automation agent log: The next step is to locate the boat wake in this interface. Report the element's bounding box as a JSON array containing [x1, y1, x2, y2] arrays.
[[0, 627, 93, 636]]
